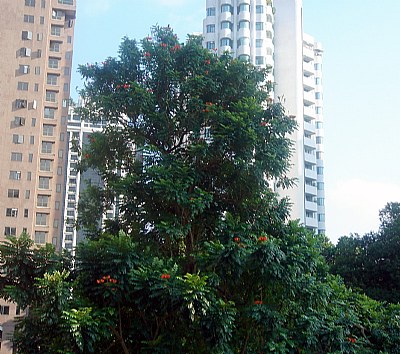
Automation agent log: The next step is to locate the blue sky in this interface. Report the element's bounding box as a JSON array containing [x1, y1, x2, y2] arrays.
[[71, 0, 400, 242]]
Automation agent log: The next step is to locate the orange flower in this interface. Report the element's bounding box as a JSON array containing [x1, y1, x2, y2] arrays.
[[258, 236, 267, 242], [233, 237, 240, 243], [254, 300, 263, 305], [161, 274, 171, 279]]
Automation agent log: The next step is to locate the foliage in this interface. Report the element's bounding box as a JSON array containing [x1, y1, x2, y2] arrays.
[[1, 26, 400, 353], [330, 202, 400, 303]]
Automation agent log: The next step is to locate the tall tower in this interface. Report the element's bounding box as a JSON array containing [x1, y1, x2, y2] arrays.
[[0, 0, 76, 247], [203, 0, 326, 233]]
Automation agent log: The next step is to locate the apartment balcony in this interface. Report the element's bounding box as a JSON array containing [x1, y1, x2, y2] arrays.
[[303, 61, 314, 76], [220, 28, 232, 38], [237, 11, 251, 22], [305, 168, 317, 180], [304, 121, 315, 135], [303, 90, 315, 106], [303, 75, 315, 91], [305, 216, 318, 228], [304, 105, 316, 120], [304, 152, 316, 165], [305, 184, 317, 196], [304, 136, 316, 149], [237, 44, 250, 57], [305, 201, 318, 212], [303, 46, 314, 62], [219, 11, 233, 22], [54, 0, 76, 17], [237, 27, 250, 38], [219, 45, 232, 54]]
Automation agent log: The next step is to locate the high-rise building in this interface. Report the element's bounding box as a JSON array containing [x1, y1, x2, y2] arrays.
[[0, 0, 76, 350], [203, 0, 325, 233]]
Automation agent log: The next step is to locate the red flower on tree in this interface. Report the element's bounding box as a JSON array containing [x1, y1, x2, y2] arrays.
[[161, 274, 171, 279], [254, 300, 263, 305], [258, 236, 268, 242], [233, 237, 240, 243]]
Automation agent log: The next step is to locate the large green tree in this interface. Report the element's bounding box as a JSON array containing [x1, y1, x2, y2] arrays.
[[2, 26, 400, 353], [330, 202, 400, 303]]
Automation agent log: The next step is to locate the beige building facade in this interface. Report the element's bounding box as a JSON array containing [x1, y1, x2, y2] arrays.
[[0, 0, 76, 351]]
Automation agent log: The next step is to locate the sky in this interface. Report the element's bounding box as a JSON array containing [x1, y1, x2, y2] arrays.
[[71, 0, 400, 243]]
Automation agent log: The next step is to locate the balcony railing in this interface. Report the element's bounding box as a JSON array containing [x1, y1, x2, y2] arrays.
[[58, 0, 73, 4]]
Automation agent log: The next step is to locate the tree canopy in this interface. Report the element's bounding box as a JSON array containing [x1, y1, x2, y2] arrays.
[[1, 26, 400, 353]]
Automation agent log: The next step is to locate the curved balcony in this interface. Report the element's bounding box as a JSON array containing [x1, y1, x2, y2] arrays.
[[219, 28, 232, 38], [237, 44, 251, 57], [237, 27, 250, 38], [237, 11, 251, 22], [219, 11, 233, 22], [219, 45, 232, 54]]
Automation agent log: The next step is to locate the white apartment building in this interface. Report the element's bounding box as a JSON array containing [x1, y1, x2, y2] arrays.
[[203, 0, 326, 233]]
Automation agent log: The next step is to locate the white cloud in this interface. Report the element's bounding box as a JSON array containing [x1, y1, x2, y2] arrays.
[[325, 179, 400, 243]]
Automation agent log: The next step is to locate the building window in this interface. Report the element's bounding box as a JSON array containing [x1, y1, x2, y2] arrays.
[[37, 195, 49, 207], [266, 31, 272, 39], [315, 92, 322, 99], [221, 21, 233, 30], [314, 63, 321, 70], [44, 107, 56, 119], [306, 211, 315, 218], [49, 41, 61, 52], [40, 159, 52, 171], [317, 198, 325, 206], [255, 56, 264, 65], [24, 14, 34, 23], [43, 125, 54, 136], [206, 41, 215, 50], [315, 77, 321, 85], [318, 213, 325, 222], [41, 0, 45, 8], [51, 25, 61, 36], [220, 38, 232, 47], [256, 39, 263, 48], [317, 182, 324, 191], [14, 116, 26, 126], [12, 134, 24, 144], [48, 58, 59, 69], [55, 201, 60, 210], [11, 152, 23, 161], [317, 166, 324, 175], [25, 0, 35, 6], [266, 14, 272, 22], [316, 121, 323, 129], [41, 141, 53, 154], [238, 20, 250, 30], [24, 209, 29, 217], [64, 67, 70, 76], [47, 74, 58, 86], [237, 37, 249, 47], [34, 231, 47, 244], [6, 208, 18, 217], [36, 213, 48, 226], [238, 54, 250, 62], [17, 82, 29, 91], [206, 24, 215, 33], [256, 5, 263, 13], [315, 106, 322, 114], [39, 177, 50, 189], [8, 189, 19, 198], [28, 153, 33, 162], [25, 190, 30, 199], [255, 22, 264, 30], [316, 136, 323, 144], [52, 9, 63, 19], [221, 4, 233, 13], [238, 3, 250, 13], [27, 172, 32, 181], [45, 91, 57, 102], [4, 227, 17, 236], [206, 7, 216, 16], [9, 171, 21, 180]]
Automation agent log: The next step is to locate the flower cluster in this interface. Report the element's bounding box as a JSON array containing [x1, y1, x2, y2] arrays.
[[258, 236, 268, 242], [144, 52, 151, 58], [202, 102, 213, 113], [254, 300, 263, 305], [116, 83, 131, 90], [170, 44, 181, 52], [347, 337, 356, 343], [160, 43, 167, 48], [96, 275, 117, 284], [161, 273, 171, 280], [233, 237, 240, 243]]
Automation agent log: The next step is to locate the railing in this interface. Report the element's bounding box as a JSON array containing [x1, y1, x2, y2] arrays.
[[58, 0, 73, 5]]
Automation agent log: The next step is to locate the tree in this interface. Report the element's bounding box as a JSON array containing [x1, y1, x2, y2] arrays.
[[2, 26, 400, 353], [330, 202, 400, 303]]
